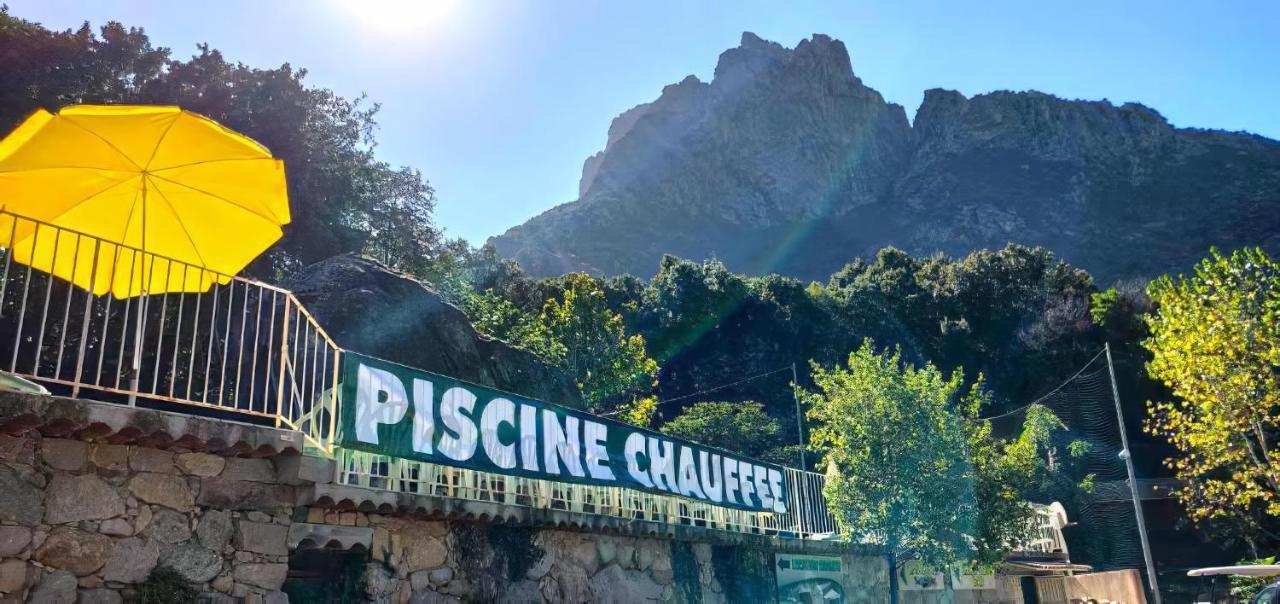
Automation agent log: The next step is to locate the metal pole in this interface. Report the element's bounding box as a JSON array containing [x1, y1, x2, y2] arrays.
[[790, 362, 809, 536], [1104, 342, 1161, 604]]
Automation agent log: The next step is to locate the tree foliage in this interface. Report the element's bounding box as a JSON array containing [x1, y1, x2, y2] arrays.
[[0, 10, 454, 277], [1144, 247, 1280, 544], [803, 341, 1078, 599], [660, 401, 792, 465]]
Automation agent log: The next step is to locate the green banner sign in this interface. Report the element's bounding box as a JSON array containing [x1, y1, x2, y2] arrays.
[[338, 353, 788, 513]]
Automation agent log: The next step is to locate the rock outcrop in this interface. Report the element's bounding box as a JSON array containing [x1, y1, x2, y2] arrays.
[[491, 32, 1280, 283], [283, 254, 582, 408]]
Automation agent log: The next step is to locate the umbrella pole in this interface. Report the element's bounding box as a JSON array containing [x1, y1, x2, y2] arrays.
[[128, 179, 148, 406]]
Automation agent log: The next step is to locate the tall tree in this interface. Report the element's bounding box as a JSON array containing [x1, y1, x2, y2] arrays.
[[660, 401, 794, 465], [804, 341, 1047, 602], [540, 273, 657, 413], [1144, 247, 1280, 549]]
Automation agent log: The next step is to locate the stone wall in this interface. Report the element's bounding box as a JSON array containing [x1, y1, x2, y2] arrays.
[[0, 423, 887, 603]]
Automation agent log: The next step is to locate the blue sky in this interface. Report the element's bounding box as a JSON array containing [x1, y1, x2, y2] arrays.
[[11, 1, 1280, 245]]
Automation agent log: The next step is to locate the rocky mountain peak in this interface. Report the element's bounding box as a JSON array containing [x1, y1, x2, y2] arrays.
[[497, 33, 1280, 283]]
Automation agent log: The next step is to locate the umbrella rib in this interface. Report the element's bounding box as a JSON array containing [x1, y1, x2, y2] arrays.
[[61, 116, 143, 171], [146, 173, 281, 224], [142, 114, 182, 170], [147, 181, 212, 269], [149, 157, 272, 173], [18, 175, 140, 229]]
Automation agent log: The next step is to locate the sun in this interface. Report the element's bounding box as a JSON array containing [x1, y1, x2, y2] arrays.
[[339, 0, 458, 36]]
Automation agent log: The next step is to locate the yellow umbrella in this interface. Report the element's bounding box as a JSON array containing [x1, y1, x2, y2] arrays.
[[0, 104, 290, 297]]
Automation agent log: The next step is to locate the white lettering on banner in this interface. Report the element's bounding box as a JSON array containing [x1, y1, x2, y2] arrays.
[[411, 379, 434, 454], [648, 437, 678, 493], [698, 451, 724, 503], [520, 404, 540, 472], [624, 432, 654, 488], [739, 463, 757, 508], [349, 361, 785, 513], [355, 365, 408, 445], [438, 387, 478, 461], [677, 446, 706, 499], [583, 421, 615, 480], [723, 458, 740, 505], [543, 411, 585, 477], [480, 398, 517, 469]]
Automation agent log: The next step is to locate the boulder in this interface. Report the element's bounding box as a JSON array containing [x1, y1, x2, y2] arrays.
[[176, 453, 225, 477], [101, 537, 158, 584], [128, 472, 194, 512], [0, 465, 44, 526], [43, 474, 125, 525], [88, 445, 128, 473], [396, 525, 448, 574], [0, 434, 34, 464], [540, 564, 590, 603], [34, 528, 112, 576], [99, 518, 133, 537], [284, 255, 582, 407]]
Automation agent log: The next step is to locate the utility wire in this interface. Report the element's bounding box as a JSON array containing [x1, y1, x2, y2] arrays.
[[977, 347, 1109, 421], [655, 365, 795, 407]]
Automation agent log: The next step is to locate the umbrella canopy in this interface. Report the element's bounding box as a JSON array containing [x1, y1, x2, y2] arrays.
[[0, 105, 289, 297]]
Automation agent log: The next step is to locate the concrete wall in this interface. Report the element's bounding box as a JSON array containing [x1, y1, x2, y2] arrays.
[[0, 420, 887, 603]]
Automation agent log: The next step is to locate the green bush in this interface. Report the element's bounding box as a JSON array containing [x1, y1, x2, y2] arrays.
[[135, 567, 197, 604]]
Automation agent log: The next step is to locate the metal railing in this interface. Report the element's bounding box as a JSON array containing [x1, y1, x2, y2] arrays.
[[334, 448, 838, 539], [0, 208, 840, 539], [0, 210, 339, 453]]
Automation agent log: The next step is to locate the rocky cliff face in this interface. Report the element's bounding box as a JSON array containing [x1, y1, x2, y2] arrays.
[[284, 254, 582, 407], [491, 33, 1280, 283]]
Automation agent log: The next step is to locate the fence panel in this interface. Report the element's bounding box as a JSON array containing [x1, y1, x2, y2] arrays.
[[0, 210, 338, 452]]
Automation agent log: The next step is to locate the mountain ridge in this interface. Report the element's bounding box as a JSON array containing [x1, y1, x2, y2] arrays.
[[491, 32, 1280, 283]]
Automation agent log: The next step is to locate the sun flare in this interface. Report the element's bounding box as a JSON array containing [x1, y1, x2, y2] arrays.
[[340, 0, 458, 36]]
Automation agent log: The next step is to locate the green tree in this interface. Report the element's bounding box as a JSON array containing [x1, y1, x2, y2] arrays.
[[1143, 247, 1280, 546], [804, 341, 1045, 602], [660, 401, 792, 465], [540, 274, 657, 413]]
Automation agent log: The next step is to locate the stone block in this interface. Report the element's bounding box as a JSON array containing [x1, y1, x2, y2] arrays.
[[144, 508, 191, 544], [34, 528, 112, 576], [220, 458, 275, 483], [0, 465, 44, 526], [235, 521, 289, 556], [273, 455, 333, 485], [76, 588, 122, 603], [89, 444, 128, 472], [0, 434, 34, 464], [128, 472, 194, 512], [43, 474, 125, 525], [589, 564, 663, 602], [197, 478, 294, 512], [197, 510, 234, 550], [305, 507, 325, 524], [29, 569, 76, 603], [395, 525, 448, 574], [161, 543, 222, 584], [128, 448, 174, 473], [40, 438, 87, 472], [102, 537, 158, 584], [176, 453, 225, 477], [0, 526, 32, 557], [0, 559, 28, 594], [233, 563, 288, 590], [99, 518, 133, 537]]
